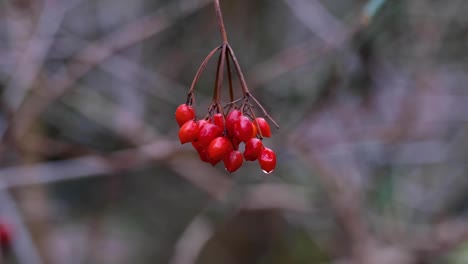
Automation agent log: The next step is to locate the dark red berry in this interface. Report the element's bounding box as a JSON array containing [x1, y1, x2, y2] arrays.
[[192, 141, 210, 163], [259, 147, 276, 174], [251, 122, 258, 138], [175, 104, 195, 127], [207, 137, 232, 162], [226, 110, 241, 135], [243, 138, 264, 161], [234, 115, 254, 142], [212, 113, 224, 129], [178, 120, 199, 144], [255, 117, 271, 137], [198, 119, 209, 128], [0, 223, 11, 249], [224, 150, 243, 173], [198, 123, 223, 147]]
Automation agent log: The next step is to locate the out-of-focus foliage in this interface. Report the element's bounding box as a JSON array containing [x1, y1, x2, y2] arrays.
[[0, 0, 467, 263]]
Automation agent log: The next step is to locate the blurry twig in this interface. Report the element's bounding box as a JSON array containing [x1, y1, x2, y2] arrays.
[[0, 187, 43, 264], [170, 183, 312, 264], [0, 140, 179, 189], [284, 0, 348, 47], [3, 0, 70, 112], [411, 219, 468, 257], [169, 215, 213, 264], [5, 0, 212, 141]]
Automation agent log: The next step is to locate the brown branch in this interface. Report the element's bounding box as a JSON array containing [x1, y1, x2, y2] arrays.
[[189, 45, 222, 104], [6, 0, 213, 142], [214, 0, 228, 43]]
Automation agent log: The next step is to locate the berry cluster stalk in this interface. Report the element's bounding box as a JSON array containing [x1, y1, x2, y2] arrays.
[[186, 0, 279, 129], [177, 0, 279, 173]]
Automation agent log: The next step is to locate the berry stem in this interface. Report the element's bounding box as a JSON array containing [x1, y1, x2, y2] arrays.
[[226, 48, 234, 104], [187, 45, 222, 104], [249, 94, 280, 128], [226, 45, 279, 128], [214, 0, 229, 43], [248, 107, 264, 139], [226, 45, 250, 96], [215, 44, 227, 103]]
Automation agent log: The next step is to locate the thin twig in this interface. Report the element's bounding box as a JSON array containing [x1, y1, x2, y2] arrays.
[[189, 45, 222, 103], [0, 186, 43, 264], [226, 48, 235, 104], [226, 45, 249, 96], [214, 0, 229, 43], [5, 0, 213, 142], [248, 94, 279, 128]]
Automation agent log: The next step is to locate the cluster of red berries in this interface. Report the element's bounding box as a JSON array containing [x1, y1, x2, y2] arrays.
[[176, 104, 276, 173]]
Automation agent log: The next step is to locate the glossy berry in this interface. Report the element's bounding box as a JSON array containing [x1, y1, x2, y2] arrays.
[[198, 119, 209, 128], [198, 123, 223, 147], [192, 141, 210, 163], [251, 121, 258, 138], [243, 138, 264, 161], [255, 117, 271, 137], [230, 137, 241, 150], [178, 120, 199, 144], [212, 113, 224, 129], [175, 104, 195, 127], [226, 110, 241, 135], [233, 115, 254, 142], [207, 137, 232, 162], [224, 150, 243, 173], [259, 147, 276, 174]]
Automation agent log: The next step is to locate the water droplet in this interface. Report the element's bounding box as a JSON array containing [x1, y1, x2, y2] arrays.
[[262, 169, 273, 174]]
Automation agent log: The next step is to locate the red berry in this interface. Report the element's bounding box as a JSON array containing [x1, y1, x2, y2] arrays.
[[243, 138, 264, 161], [255, 117, 271, 137], [193, 140, 221, 165], [212, 113, 224, 129], [224, 150, 243, 173], [233, 116, 254, 142], [207, 137, 232, 162], [175, 104, 195, 127], [226, 110, 241, 135], [198, 123, 223, 147], [198, 119, 209, 128], [192, 140, 203, 152], [199, 149, 211, 163], [178, 120, 199, 144], [230, 137, 241, 150], [251, 121, 258, 138], [259, 147, 276, 174], [192, 141, 210, 163], [0, 223, 11, 249]]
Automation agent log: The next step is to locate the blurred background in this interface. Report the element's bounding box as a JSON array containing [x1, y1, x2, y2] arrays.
[[0, 0, 467, 263]]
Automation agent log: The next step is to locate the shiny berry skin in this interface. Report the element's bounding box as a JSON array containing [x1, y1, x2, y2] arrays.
[[255, 117, 271, 137], [233, 116, 254, 142], [192, 141, 210, 163], [243, 138, 264, 161], [178, 120, 199, 144], [251, 121, 258, 138], [198, 119, 209, 128], [226, 110, 241, 135], [224, 150, 243, 173], [207, 137, 232, 162], [230, 137, 241, 150], [175, 104, 195, 127], [212, 113, 224, 129], [198, 123, 223, 147], [259, 147, 276, 174]]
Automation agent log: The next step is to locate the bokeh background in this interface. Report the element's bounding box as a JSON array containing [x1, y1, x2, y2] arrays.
[[0, 0, 467, 263]]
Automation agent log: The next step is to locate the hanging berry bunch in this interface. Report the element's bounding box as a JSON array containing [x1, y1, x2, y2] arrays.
[[176, 0, 279, 173]]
